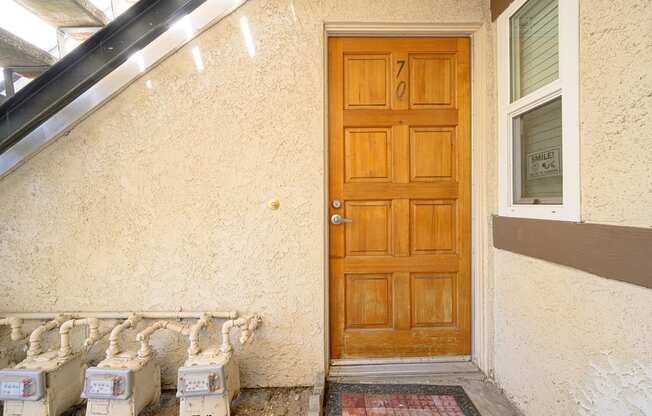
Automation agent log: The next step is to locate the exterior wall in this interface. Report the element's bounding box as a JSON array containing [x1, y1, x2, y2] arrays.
[[492, 0, 652, 414], [2, 0, 648, 411], [0, 0, 489, 387]]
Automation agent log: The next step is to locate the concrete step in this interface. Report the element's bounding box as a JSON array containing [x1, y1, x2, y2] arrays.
[[0, 27, 55, 68], [14, 0, 110, 27], [329, 360, 482, 379]]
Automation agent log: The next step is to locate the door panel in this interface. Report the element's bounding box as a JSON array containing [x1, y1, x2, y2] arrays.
[[345, 273, 393, 328], [409, 53, 456, 108], [344, 54, 391, 109], [411, 273, 457, 327], [344, 128, 393, 183], [345, 201, 392, 256], [411, 200, 456, 254], [329, 37, 471, 358], [410, 127, 455, 181]]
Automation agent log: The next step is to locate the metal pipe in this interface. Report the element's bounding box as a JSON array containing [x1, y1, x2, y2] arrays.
[[59, 318, 104, 359], [27, 315, 68, 358], [3, 311, 238, 320], [3, 68, 15, 97], [136, 321, 189, 360], [220, 319, 239, 354], [0, 317, 26, 341], [239, 313, 263, 345], [187, 313, 211, 357], [220, 314, 263, 354], [106, 313, 141, 359]]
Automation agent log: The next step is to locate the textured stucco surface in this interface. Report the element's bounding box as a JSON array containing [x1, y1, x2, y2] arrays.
[[491, 0, 652, 415], [0, 0, 487, 387], [493, 253, 652, 415], [579, 0, 652, 227]]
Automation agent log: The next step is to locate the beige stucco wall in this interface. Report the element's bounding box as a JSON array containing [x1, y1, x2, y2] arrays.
[[0, 0, 490, 387], [491, 0, 652, 415], [1, 0, 649, 412]]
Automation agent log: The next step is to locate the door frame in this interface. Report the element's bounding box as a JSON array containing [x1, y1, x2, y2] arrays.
[[323, 22, 493, 377]]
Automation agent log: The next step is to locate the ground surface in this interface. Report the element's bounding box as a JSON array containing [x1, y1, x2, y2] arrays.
[[53, 387, 312, 416], [36, 363, 521, 416], [231, 388, 312, 415], [139, 388, 312, 416]]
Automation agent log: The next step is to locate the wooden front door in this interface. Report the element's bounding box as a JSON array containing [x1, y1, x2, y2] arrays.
[[328, 37, 471, 358]]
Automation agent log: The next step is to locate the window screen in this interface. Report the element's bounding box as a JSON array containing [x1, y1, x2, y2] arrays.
[[510, 0, 559, 102]]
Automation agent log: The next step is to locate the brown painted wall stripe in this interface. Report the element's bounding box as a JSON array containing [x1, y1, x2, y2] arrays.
[[491, 0, 515, 20], [493, 216, 652, 290]]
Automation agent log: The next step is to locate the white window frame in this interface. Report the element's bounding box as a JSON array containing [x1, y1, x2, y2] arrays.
[[497, 0, 580, 221]]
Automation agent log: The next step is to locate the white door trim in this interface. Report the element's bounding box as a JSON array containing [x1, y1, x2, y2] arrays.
[[322, 22, 494, 379]]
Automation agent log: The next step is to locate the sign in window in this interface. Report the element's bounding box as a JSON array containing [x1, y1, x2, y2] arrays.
[[513, 97, 563, 204]]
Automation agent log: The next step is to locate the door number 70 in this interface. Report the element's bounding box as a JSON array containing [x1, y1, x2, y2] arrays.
[[396, 60, 406, 98]]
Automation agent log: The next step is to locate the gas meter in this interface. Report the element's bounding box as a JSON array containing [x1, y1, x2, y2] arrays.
[[83, 314, 161, 416], [0, 370, 45, 401], [1, 317, 116, 416], [177, 354, 240, 416], [177, 314, 261, 416], [83, 356, 160, 416], [0, 350, 86, 416]]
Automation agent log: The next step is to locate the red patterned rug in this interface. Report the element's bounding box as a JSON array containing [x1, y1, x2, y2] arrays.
[[325, 384, 481, 416]]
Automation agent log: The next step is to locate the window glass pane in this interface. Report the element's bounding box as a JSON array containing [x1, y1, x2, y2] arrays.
[[510, 0, 559, 101], [513, 98, 562, 204]]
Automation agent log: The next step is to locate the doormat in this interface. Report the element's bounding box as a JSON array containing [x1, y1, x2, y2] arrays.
[[325, 383, 482, 416]]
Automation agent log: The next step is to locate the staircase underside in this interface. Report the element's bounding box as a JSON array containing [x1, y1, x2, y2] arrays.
[[0, 28, 56, 68], [0, 0, 211, 155], [13, 0, 110, 27]]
